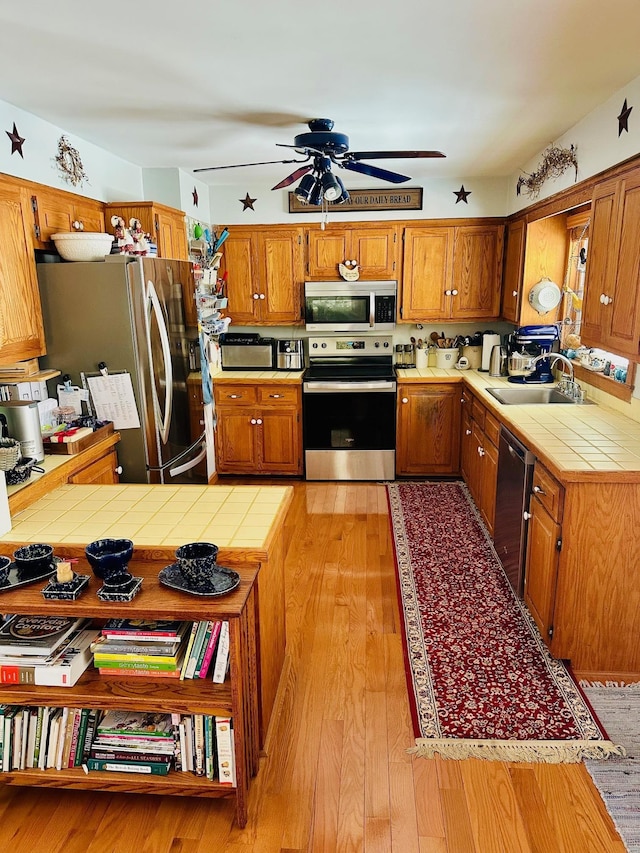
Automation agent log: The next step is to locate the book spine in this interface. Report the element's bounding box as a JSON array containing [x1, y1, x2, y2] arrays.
[[193, 714, 205, 776], [73, 708, 90, 767], [32, 706, 44, 768], [97, 667, 180, 679], [85, 758, 169, 775], [212, 622, 230, 683], [92, 642, 181, 655], [178, 722, 187, 772], [55, 707, 69, 771], [184, 622, 208, 680], [81, 709, 98, 764], [193, 622, 213, 678], [198, 621, 222, 680], [215, 716, 235, 787], [92, 652, 181, 665], [90, 749, 173, 764], [179, 622, 199, 681], [67, 709, 83, 767], [38, 706, 51, 770], [94, 659, 179, 671], [102, 630, 181, 639], [0, 666, 36, 685]]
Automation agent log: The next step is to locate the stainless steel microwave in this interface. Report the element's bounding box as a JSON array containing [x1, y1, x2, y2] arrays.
[[304, 280, 397, 332]]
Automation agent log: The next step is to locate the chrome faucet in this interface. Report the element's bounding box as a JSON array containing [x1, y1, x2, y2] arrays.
[[529, 352, 575, 382], [529, 352, 584, 400]]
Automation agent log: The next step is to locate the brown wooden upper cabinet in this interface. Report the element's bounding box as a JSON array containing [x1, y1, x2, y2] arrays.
[[104, 201, 189, 261], [31, 185, 105, 248], [0, 179, 46, 364], [220, 226, 305, 325], [580, 167, 640, 358], [306, 223, 398, 279], [401, 222, 504, 322], [500, 215, 568, 327]]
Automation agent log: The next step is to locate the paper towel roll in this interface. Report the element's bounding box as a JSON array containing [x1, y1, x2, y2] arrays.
[[0, 471, 11, 536], [481, 334, 501, 371]]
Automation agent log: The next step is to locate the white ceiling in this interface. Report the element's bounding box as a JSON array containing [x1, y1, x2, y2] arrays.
[[1, 0, 640, 188]]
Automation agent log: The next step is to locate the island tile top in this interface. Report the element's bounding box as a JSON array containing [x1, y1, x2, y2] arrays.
[[0, 483, 293, 549]]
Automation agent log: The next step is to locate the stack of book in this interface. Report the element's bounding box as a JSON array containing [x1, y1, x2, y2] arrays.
[[175, 713, 235, 784], [0, 616, 99, 687], [180, 620, 230, 682], [86, 710, 177, 775], [91, 619, 190, 678], [0, 704, 102, 771]]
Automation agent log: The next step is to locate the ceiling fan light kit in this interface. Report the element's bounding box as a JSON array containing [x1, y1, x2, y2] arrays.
[[195, 118, 445, 207]]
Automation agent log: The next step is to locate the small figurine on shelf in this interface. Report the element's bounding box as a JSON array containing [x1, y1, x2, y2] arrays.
[[129, 218, 149, 256], [110, 215, 135, 254]]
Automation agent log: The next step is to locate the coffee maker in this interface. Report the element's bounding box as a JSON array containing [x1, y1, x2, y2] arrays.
[[507, 325, 559, 384]]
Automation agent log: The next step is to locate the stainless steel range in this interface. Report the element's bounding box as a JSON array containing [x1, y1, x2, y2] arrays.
[[303, 335, 396, 481]]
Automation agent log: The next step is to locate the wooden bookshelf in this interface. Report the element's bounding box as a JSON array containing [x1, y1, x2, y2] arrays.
[[0, 560, 260, 828]]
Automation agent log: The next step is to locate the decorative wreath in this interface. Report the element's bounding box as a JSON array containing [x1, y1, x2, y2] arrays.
[[54, 135, 88, 187]]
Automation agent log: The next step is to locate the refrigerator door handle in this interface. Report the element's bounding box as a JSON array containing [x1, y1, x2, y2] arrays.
[[168, 434, 207, 479], [146, 278, 173, 444]]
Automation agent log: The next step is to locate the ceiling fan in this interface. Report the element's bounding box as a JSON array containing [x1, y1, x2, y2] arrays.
[[194, 118, 445, 205]]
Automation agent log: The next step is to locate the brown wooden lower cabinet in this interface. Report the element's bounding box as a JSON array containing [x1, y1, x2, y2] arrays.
[[459, 391, 498, 535], [396, 383, 461, 476], [67, 449, 121, 484], [524, 471, 562, 644], [214, 383, 302, 476]]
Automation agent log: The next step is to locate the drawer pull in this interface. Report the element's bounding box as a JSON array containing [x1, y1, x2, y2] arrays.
[[269, 393, 283, 398], [229, 394, 241, 399]]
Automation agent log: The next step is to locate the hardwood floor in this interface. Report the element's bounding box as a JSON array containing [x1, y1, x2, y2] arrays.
[[0, 481, 625, 852]]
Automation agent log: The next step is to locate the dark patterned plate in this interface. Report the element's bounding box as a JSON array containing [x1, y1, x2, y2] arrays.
[[0, 557, 60, 592], [158, 564, 240, 597]]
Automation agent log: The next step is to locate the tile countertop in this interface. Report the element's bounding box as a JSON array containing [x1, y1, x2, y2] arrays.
[[210, 368, 304, 383], [396, 366, 640, 483], [0, 483, 293, 554]]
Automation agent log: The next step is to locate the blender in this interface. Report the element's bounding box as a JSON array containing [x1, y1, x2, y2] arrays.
[[507, 325, 559, 384]]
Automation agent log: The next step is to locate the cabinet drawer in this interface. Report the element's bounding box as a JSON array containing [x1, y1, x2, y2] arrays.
[[471, 397, 486, 429], [484, 411, 500, 447], [531, 464, 564, 522], [214, 385, 258, 404], [256, 386, 300, 405]]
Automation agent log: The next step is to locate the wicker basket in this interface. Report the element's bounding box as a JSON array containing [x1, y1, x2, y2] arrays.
[[0, 438, 21, 472]]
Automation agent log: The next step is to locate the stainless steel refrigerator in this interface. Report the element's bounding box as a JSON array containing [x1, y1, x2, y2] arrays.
[[37, 255, 207, 484]]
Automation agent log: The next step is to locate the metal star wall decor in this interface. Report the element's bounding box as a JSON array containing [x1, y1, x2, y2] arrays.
[[454, 185, 471, 204], [240, 193, 257, 211], [617, 99, 633, 136], [5, 122, 25, 157], [192, 187, 199, 206]]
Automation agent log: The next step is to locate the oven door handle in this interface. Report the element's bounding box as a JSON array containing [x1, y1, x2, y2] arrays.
[[304, 380, 396, 392], [369, 292, 375, 327]]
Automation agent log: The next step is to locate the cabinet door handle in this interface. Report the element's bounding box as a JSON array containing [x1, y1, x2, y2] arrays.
[[523, 511, 532, 520], [256, 418, 263, 425], [259, 293, 266, 300], [250, 418, 257, 425], [533, 485, 546, 495], [444, 289, 452, 296], [401, 397, 408, 404], [477, 446, 485, 457], [253, 293, 260, 300], [115, 466, 123, 475], [512, 290, 518, 297], [451, 289, 458, 296], [465, 429, 472, 435]]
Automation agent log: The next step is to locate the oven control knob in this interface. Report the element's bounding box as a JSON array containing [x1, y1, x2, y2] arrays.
[[311, 342, 318, 348], [374, 341, 379, 347], [383, 341, 389, 347], [321, 342, 327, 348]]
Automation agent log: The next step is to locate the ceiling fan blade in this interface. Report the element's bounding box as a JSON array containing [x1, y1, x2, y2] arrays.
[[194, 157, 308, 173], [271, 165, 314, 190], [347, 150, 446, 160], [340, 160, 411, 184]]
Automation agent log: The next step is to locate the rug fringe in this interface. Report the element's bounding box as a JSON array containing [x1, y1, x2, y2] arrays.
[[409, 738, 627, 763]]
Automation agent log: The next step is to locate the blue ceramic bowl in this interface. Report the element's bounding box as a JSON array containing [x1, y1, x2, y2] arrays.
[[0, 555, 11, 584], [13, 543, 54, 576], [175, 541, 219, 589], [85, 538, 134, 581]]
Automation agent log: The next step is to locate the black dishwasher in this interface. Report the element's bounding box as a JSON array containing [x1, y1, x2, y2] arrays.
[[493, 427, 535, 596]]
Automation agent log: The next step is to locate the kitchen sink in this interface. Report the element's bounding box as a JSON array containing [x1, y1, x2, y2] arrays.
[[485, 386, 592, 405]]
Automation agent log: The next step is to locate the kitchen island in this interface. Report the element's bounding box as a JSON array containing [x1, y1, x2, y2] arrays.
[[0, 481, 294, 747]]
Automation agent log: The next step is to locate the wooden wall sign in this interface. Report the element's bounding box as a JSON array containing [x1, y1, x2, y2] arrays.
[[288, 186, 423, 213]]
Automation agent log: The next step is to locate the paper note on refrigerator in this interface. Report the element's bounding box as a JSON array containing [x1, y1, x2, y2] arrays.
[[86, 373, 141, 429]]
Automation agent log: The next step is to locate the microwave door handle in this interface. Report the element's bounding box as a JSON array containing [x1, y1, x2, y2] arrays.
[[146, 279, 173, 444], [369, 292, 375, 327]]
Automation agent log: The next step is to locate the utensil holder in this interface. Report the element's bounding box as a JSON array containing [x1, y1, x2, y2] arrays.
[[435, 348, 459, 369], [415, 348, 428, 369]]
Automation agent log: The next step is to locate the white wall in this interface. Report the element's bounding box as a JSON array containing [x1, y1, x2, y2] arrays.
[[0, 99, 143, 200], [507, 74, 640, 214]]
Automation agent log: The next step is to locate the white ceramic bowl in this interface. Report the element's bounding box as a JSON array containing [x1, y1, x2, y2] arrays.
[[51, 232, 113, 262]]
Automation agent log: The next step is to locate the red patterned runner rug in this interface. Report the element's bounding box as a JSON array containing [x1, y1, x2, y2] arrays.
[[387, 481, 624, 763]]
